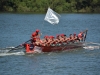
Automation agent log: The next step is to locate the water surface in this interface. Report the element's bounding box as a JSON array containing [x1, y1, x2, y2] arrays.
[[0, 13, 100, 75]]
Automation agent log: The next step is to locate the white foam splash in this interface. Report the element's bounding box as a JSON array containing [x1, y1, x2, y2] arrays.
[[89, 42, 100, 45], [0, 46, 15, 53], [83, 42, 100, 50], [0, 49, 9, 53], [0, 51, 25, 56], [6, 46, 15, 49], [83, 46, 100, 50]]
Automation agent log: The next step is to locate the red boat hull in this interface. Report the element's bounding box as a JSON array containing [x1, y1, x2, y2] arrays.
[[25, 42, 83, 54]]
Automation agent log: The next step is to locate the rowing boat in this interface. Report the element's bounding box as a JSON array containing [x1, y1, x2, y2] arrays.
[[25, 42, 84, 53], [24, 7, 87, 54]]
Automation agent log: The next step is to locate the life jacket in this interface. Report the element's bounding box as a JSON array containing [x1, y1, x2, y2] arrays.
[[32, 32, 38, 37]]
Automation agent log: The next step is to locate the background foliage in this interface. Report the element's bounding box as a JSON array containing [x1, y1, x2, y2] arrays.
[[0, 0, 100, 13]]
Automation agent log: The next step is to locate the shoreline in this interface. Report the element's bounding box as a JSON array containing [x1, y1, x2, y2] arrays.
[[0, 11, 100, 14]]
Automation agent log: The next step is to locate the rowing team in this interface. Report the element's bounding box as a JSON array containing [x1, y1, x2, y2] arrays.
[[30, 29, 88, 46]]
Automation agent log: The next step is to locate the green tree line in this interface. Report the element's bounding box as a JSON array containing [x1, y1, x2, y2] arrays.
[[0, 0, 100, 13]]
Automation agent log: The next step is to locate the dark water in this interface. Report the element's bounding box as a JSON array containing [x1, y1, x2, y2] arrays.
[[0, 13, 100, 75]]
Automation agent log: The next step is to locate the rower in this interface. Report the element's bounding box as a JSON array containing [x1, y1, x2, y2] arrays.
[[49, 36, 56, 46], [69, 34, 74, 42], [31, 29, 40, 39], [78, 30, 88, 41], [45, 36, 53, 46], [30, 34, 36, 50], [56, 34, 63, 45], [30, 29, 41, 47], [62, 34, 69, 44], [78, 32, 83, 41], [73, 33, 79, 42], [60, 34, 66, 43], [41, 36, 49, 46]]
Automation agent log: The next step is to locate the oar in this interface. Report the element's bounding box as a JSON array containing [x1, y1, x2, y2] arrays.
[[8, 39, 31, 52]]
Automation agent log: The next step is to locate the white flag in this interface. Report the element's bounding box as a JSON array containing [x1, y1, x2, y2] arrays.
[[44, 7, 60, 25]]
